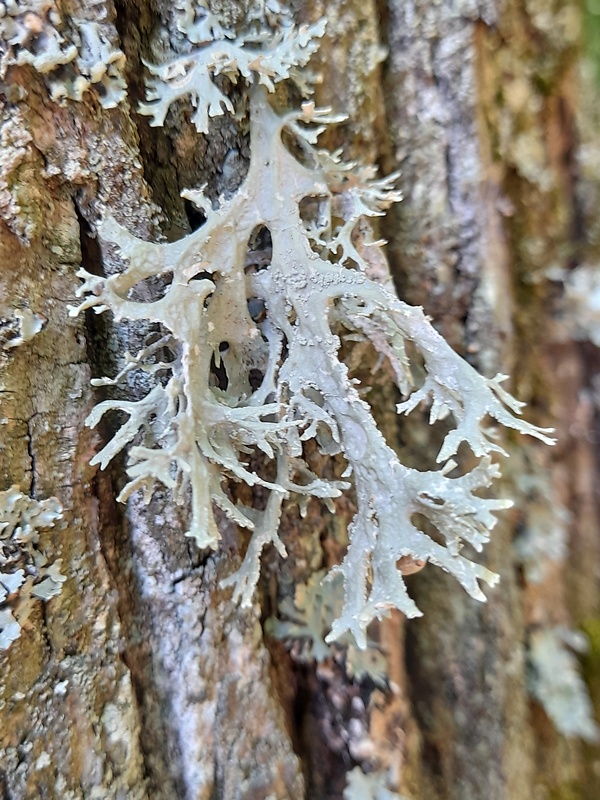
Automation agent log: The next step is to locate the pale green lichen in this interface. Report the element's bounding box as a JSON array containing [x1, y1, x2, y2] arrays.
[[0, 1, 126, 109], [0, 485, 64, 650], [266, 570, 387, 686], [510, 456, 596, 741], [560, 263, 600, 347], [513, 454, 569, 583], [72, 11, 553, 648], [529, 626, 599, 742], [2, 307, 45, 350], [0, 0, 77, 74], [138, 15, 325, 132], [51, 20, 127, 109], [343, 767, 405, 800]]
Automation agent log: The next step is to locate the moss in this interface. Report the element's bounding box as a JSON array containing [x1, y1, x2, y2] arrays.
[[580, 618, 600, 700], [584, 0, 600, 86], [547, 783, 584, 800]]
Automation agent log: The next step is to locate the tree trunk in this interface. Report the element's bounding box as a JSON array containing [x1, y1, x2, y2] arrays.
[[0, 1, 598, 799]]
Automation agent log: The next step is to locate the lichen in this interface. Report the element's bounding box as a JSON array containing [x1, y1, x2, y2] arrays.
[[513, 453, 569, 583], [138, 15, 326, 132], [50, 19, 127, 109], [2, 307, 45, 350], [0, 0, 77, 75], [0, 485, 64, 650], [266, 570, 387, 686], [529, 626, 599, 742], [0, 0, 126, 109], [0, 109, 46, 243], [72, 11, 553, 648], [559, 263, 600, 347], [343, 767, 405, 800]]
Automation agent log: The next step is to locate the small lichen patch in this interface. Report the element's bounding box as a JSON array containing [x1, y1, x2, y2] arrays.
[[0, 0, 77, 75], [0, 110, 47, 242], [529, 626, 599, 742], [2, 307, 45, 350], [561, 263, 600, 346], [266, 570, 387, 686], [513, 452, 569, 583], [0, 1, 127, 109], [0, 485, 64, 650], [343, 766, 405, 800]]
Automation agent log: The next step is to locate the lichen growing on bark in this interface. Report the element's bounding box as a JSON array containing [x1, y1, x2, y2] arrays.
[[529, 626, 599, 742], [0, 0, 126, 108], [266, 569, 388, 685], [72, 9, 553, 648], [0, 485, 64, 649]]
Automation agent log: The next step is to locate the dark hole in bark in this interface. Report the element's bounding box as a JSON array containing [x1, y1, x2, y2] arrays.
[[210, 352, 229, 390], [246, 225, 273, 272], [249, 368, 264, 390], [183, 198, 207, 231], [248, 297, 266, 322]]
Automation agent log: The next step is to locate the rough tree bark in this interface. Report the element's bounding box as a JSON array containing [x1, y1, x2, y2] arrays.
[[1, 1, 599, 799]]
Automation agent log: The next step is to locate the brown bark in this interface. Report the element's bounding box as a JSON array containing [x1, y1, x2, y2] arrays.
[[0, 1, 599, 799]]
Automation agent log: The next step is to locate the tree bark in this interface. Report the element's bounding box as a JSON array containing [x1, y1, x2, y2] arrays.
[[0, 1, 598, 799]]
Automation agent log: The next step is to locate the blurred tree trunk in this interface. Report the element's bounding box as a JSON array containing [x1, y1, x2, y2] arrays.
[[0, 1, 599, 799]]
